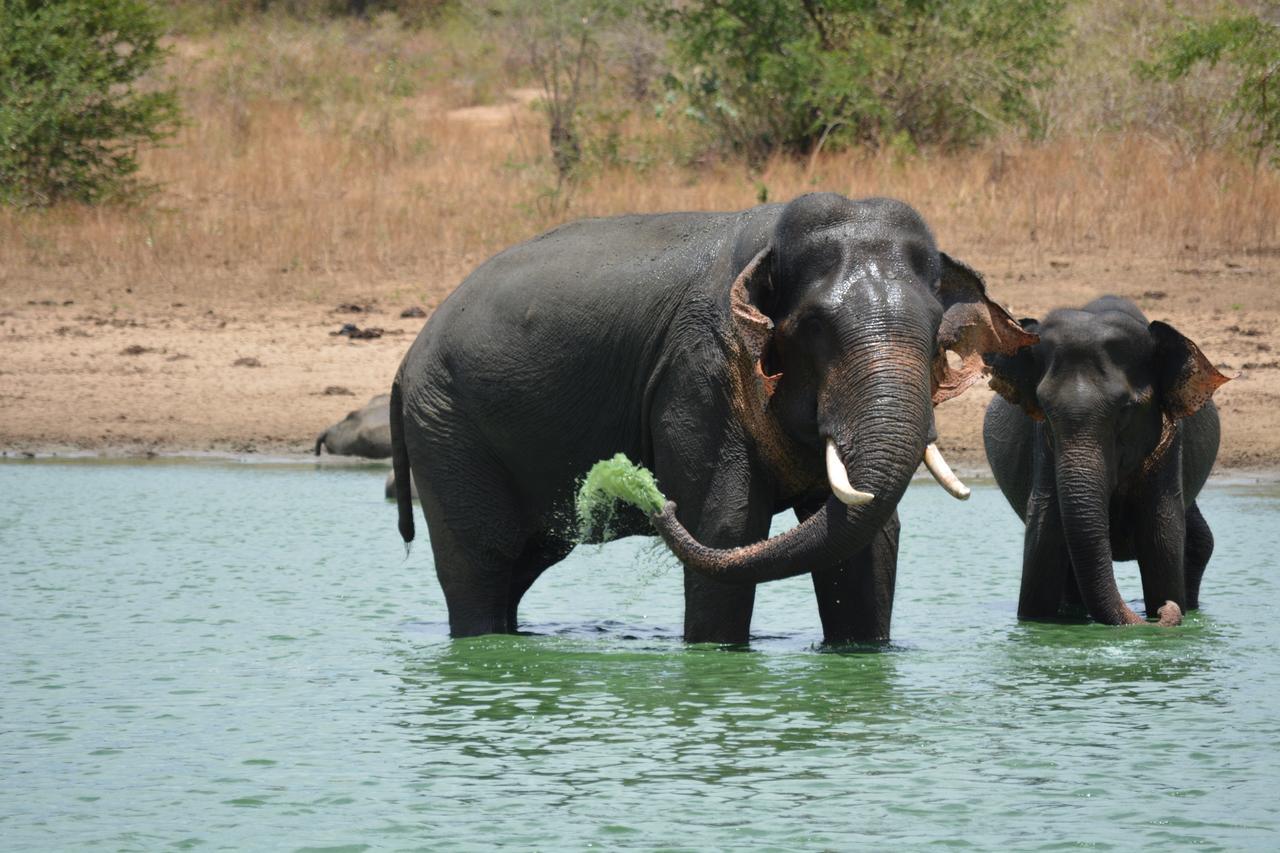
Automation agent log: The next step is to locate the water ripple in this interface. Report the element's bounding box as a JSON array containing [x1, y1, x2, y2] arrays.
[[0, 461, 1277, 848]]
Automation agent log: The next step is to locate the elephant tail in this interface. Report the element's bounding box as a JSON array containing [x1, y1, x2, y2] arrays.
[[390, 378, 415, 546]]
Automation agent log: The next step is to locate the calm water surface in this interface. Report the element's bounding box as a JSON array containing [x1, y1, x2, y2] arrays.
[[2, 459, 1278, 850]]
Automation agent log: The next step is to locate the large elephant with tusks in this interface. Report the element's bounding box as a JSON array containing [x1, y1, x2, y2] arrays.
[[391, 193, 1036, 643]]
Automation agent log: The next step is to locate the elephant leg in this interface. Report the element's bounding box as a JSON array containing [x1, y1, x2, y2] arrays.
[[1060, 562, 1087, 618], [810, 510, 899, 644], [1019, 444, 1074, 620], [657, 448, 772, 644], [682, 572, 758, 645], [506, 531, 574, 631], [1134, 484, 1188, 619], [1183, 502, 1213, 611], [648, 367, 776, 644], [411, 440, 530, 637], [424, 517, 517, 636]]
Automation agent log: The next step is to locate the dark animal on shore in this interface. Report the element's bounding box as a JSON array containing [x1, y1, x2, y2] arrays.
[[315, 394, 392, 458]]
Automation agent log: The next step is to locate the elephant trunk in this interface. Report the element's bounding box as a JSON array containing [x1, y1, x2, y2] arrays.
[[651, 349, 930, 584], [1054, 443, 1180, 626]]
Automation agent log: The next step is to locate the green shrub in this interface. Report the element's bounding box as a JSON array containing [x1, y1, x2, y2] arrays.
[[165, 0, 454, 31], [1145, 11, 1280, 166], [651, 0, 1067, 159], [0, 0, 181, 205]]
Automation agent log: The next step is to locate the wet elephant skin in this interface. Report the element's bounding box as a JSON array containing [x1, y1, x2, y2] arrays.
[[983, 296, 1228, 627], [391, 193, 1033, 642]]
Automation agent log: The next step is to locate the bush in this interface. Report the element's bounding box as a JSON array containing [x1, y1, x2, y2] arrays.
[[0, 0, 181, 205], [652, 0, 1067, 160], [1145, 11, 1280, 166], [165, 0, 454, 31]]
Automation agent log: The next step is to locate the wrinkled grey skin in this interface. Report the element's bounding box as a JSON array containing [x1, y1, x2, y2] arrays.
[[391, 193, 1033, 643], [983, 296, 1228, 626], [315, 394, 392, 458]]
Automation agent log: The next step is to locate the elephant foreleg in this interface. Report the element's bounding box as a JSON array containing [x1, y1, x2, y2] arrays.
[[1134, 452, 1188, 623], [809, 510, 899, 644], [674, 469, 773, 644], [1183, 502, 1213, 610], [656, 444, 772, 644], [1019, 440, 1074, 620]]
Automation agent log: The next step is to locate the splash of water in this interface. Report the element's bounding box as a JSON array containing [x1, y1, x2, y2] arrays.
[[575, 453, 667, 540]]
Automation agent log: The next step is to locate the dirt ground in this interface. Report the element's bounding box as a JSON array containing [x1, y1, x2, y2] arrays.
[[1, 248, 1277, 476]]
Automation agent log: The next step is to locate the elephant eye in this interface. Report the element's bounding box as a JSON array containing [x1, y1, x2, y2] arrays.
[[1129, 386, 1155, 408], [796, 312, 824, 337]]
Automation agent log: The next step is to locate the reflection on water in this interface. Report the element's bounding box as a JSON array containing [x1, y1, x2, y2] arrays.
[[1, 459, 1278, 848]]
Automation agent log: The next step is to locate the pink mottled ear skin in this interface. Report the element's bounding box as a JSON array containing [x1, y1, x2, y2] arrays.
[[729, 248, 782, 404], [931, 254, 1038, 407], [1150, 320, 1231, 420]]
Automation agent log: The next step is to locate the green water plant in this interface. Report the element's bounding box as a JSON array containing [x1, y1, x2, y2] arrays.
[[575, 453, 667, 539]]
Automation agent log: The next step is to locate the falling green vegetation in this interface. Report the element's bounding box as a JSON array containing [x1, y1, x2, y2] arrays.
[[576, 454, 667, 539]]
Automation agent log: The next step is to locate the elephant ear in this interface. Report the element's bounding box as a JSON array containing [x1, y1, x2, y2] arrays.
[[729, 246, 781, 402], [983, 318, 1044, 420], [1149, 320, 1230, 420], [931, 252, 1039, 406]]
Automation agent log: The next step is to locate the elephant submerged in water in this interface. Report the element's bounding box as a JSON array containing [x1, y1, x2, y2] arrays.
[[983, 296, 1228, 626], [391, 193, 1035, 642]]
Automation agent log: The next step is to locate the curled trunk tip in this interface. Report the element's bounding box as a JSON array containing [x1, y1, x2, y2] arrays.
[[1155, 600, 1183, 627]]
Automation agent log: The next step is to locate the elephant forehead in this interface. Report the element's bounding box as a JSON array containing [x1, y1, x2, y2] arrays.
[[1041, 310, 1152, 363], [822, 270, 931, 318]]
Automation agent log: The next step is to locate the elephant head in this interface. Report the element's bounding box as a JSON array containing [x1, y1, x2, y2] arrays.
[[652, 194, 1036, 583], [314, 393, 393, 458], [985, 296, 1229, 625]]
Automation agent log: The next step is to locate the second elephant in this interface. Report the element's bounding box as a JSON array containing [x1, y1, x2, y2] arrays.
[[983, 296, 1229, 626]]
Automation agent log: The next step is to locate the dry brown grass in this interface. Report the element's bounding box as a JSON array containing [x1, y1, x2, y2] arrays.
[[3, 20, 1279, 466], [2, 21, 1277, 310]]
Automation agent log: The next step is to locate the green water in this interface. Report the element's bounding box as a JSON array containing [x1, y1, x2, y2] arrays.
[[576, 453, 667, 537], [2, 459, 1279, 849]]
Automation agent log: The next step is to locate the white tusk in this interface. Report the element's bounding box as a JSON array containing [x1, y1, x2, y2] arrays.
[[924, 443, 970, 500], [825, 439, 874, 506]]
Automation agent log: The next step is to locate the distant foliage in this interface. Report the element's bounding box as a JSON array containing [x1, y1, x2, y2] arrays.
[[651, 0, 1067, 159], [0, 0, 181, 205], [496, 0, 632, 193], [1147, 11, 1280, 166], [165, 0, 454, 29]]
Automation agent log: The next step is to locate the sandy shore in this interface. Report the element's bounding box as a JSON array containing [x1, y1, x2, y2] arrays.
[[2, 249, 1277, 475]]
